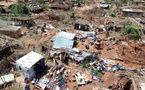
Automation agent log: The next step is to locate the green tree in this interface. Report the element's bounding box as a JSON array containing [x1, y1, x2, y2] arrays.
[[123, 25, 141, 37], [76, 0, 83, 7], [8, 2, 31, 16], [109, 11, 116, 17]]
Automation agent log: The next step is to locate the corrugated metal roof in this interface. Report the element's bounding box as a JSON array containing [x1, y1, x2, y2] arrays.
[[57, 31, 76, 39], [53, 32, 76, 49], [16, 51, 43, 69]]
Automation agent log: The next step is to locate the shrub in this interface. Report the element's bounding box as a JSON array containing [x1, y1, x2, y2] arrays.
[[123, 25, 141, 37], [109, 11, 116, 17]]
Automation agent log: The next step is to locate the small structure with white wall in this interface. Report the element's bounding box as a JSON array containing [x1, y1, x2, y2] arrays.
[[15, 51, 45, 79]]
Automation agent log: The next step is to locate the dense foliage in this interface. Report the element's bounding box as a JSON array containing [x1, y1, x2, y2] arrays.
[[0, 16, 9, 21], [8, 2, 31, 16], [109, 11, 116, 17], [124, 26, 141, 37], [76, 0, 83, 7], [35, 0, 45, 4]]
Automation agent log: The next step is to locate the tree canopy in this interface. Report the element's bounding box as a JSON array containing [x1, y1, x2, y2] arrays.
[[8, 2, 31, 16]]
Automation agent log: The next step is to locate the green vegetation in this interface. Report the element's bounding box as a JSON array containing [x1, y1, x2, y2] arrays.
[[120, 0, 127, 4], [105, 0, 112, 4], [70, 12, 75, 18], [44, 3, 49, 10], [82, 60, 89, 68], [123, 25, 141, 37], [76, 0, 83, 7], [35, 0, 45, 4], [109, 11, 116, 17], [43, 3, 53, 12], [120, 0, 133, 4], [0, 16, 9, 21], [8, 2, 31, 17]]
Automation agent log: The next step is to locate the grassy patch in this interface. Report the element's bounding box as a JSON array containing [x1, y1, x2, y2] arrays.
[[0, 16, 9, 21]]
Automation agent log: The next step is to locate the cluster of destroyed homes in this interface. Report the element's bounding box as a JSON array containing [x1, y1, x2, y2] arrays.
[[0, 0, 145, 90]]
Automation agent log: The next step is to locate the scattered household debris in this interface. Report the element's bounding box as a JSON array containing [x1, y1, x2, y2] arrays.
[[0, 0, 145, 90]]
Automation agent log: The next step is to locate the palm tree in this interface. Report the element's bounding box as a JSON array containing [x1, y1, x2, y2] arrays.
[[8, 2, 31, 16]]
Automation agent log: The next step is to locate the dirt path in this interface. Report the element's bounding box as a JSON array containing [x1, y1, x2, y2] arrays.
[[0, 0, 17, 7], [74, 3, 97, 16]]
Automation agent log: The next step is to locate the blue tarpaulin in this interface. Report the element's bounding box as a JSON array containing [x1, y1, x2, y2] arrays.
[[53, 36, 74, 49], [82, 51, 90, 58]]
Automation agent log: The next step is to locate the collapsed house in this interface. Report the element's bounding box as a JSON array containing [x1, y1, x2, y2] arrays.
[[15, 51, 45, 79], [0, 20, 22, 39], [48, 13, 60, 21], [122, 9, 144, 17], [0, 38, 12, 58], [133, 0, 145, 6], [0, 37, 14, 74], [0, 5, 6, 13], [49, 3, 70, 11], [11, 16, 37, 27], [69, 48, 92, 63]]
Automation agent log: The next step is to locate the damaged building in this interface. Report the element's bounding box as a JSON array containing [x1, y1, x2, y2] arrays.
[[0, 38, 13, 59], [122, 9, 144, 17]]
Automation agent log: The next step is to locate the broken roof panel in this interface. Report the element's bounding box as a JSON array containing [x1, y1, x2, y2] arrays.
[[0, 74, 15, 86], [16, 51, 43, 69]]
